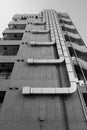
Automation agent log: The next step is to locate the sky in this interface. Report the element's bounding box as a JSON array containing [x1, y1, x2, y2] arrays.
[[0, 0, 87, 45]]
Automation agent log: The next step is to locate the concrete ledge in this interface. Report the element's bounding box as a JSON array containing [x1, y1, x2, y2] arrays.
[[68, 42, 87, 52], [64, 24, 75, 29], [67, 32, 80, 39], [3, 28, 24, 34]]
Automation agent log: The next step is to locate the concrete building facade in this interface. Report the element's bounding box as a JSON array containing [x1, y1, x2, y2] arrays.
[[0, 9, 87, 130]]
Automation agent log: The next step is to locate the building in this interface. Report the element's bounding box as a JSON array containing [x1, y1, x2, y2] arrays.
[[0, 9, 87, 130]]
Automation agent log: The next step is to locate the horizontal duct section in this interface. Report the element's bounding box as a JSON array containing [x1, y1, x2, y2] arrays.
[[31, 29, 49, 34], [22, 82, 77, 95], [27, 58, 64, 64], [29, 41, 55, 46]]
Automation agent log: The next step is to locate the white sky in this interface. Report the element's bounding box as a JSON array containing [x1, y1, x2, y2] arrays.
[[0, 0, 87, 44]]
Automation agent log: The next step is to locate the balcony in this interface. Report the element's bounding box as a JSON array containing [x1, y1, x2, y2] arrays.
[[59, 19, 73, 25], [68, 42, 87, 52], [58, 14, 70, 19], [0, 45, 19, 56], [0, 63, 14, 79], [64, 35, 84, 45], [3, 33, 23, 40], [8, 24, 26, 30], [61, 26, 78, 34]]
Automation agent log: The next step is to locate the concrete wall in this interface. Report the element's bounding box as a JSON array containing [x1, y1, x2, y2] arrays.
[[0, 10, 87, 130]]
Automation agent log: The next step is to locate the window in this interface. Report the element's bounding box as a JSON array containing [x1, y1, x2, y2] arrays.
[[21, 16, 27, 20], [74, 65, 84, 80], [0, 91, 6, 109], [0, 63, 14, 79], [59, 19, 63, 24], [83, 93, 87, 107], [0, 91, 6, 103], [64, 35, 70, 41], [0, 45, 19, 55], [82, 69, 87, 80], [68, 47, 75, 57], [61, 26, 66, 31], [3, 33, 23, 40], [9, 24, 26, 30]]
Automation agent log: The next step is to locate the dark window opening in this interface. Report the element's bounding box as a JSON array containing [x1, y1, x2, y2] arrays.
[[29, 16, 34, 18], [0, 45, 19, 56], [14, 26, 17, 29], [83, 93, 87, 107], [9, 24, 26, 30], [21, 16, 27, 20], [13, 18, 17, 21], [64, 35, 70, 41], [74, 65, 84, 80], [59, 19, 63, 24], [75, 50, 87, 62], [68, 47, 75, 57], [0, 63, 14, 79], [0, 91, 6, 103], [83, 69, 87, 80], [61, 26, 66, 31], [3, 33, 23, 40], [0, 91, 6, 109]]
